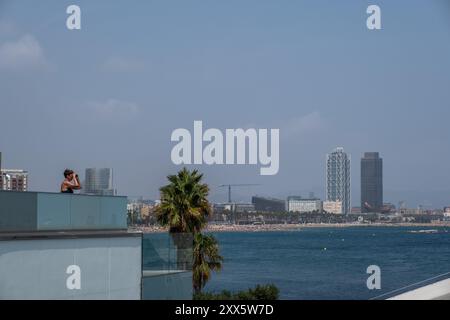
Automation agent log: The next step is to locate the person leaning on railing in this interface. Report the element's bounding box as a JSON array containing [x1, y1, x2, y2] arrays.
[[60, 169, 82, 193]]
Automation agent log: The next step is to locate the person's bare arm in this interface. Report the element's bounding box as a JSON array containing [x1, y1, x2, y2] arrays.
[[63, 176, 82, 190], [73, 174, 82, 190]]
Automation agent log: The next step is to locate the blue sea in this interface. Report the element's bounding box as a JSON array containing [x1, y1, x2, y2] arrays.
[[143, 226, 450, 300]]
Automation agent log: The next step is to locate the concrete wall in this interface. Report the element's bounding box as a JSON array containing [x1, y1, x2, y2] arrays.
[[0, 235, 142, 299]]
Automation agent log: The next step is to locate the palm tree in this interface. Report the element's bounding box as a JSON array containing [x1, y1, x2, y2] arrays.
[[156, 168, 212, 269], [193, 233, 223, 295]]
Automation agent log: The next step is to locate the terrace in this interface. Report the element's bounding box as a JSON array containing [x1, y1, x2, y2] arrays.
[[0, 190, 192, 300]]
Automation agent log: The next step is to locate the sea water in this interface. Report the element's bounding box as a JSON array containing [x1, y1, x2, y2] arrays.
[[143, 226, 450, 299]]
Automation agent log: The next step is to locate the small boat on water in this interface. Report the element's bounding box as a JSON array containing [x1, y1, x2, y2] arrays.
[[409, 229, 439, 234]]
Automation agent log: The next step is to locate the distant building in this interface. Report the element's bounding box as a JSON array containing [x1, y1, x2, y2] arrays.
[[213, 202, 255, 213], [444, 209, 450, 220], [399, 208, 422, 215], [140, 205, 154, 219], [251, 196, 285, 212], [351, 207, 362, 214], [287, 196, 322, 213], [381, 203, 396, 214], [0, 169, 28, 191], [326, 147, 351, 214], [0, 152, 28, 192], [323, 201, 343, 214], [361, 152, 383, 213], [83, 168, 115, 196], [126, 200, 156, 224], [233, 203, 256, 213], [213, 203, 233, 212]]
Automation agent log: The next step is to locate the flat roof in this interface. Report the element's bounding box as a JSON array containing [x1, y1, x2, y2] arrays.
[[0, 229, 142, 241], [0, 189, 127, 198]]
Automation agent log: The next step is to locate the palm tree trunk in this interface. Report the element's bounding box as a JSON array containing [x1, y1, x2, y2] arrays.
[[171, 233, 193, 270], [193, 284, 202, 296]]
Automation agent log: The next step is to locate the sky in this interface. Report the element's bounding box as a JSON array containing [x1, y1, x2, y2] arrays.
[[0, 0, 449, 207]]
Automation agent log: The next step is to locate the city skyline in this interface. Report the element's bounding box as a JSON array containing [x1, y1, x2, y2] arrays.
[[2, 147, 446, 211], [1, 1, 450, 207]]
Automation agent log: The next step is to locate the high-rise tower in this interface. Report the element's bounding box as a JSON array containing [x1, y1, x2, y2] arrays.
[[361, 152, 383, 213], [326, 147, 351, 214]]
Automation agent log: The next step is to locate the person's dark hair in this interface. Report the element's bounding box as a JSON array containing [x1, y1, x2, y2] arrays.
[[64, 169, 73, 178]]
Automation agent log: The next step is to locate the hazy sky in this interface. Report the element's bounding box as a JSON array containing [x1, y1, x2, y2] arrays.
[[0, 0, 449, 207]]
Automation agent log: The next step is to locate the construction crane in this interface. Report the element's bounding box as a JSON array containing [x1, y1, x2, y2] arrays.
[[219, 184, 260, 203]]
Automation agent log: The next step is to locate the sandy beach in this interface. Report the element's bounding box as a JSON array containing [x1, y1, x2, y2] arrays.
[[132, 222, 450, 233]]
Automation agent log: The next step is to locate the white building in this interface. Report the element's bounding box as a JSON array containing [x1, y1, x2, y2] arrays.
[[0, 169, 28, 191], [323, 201, 343, 214], [234, 203, 256, 213], [287, 197, 322, 213]]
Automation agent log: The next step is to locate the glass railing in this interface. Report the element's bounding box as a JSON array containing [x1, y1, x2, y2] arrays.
[[142, 232, 193, 272], [141, 232, 194, 299], [0, 190, 127, 232]]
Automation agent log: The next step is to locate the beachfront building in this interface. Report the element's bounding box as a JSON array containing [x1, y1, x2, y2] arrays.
[[233, 203, 256, 213], [286, 196, 322, 213], [252, 196, 286, 212], [213, 203, 233, 212], [444, 210, 450, 221], [127, 200, 157, 225], [326, 147, 351, 214], [323, 201, 343, 214], [0, 190, 192, 299]]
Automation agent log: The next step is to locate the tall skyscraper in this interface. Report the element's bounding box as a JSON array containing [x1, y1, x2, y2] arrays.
[[326, 147, 351, 214], [83, 168, 116, 196], [361, 152, 383, 213]]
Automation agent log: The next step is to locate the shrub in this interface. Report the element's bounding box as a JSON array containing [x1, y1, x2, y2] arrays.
[[194, 284, 279, 300]]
